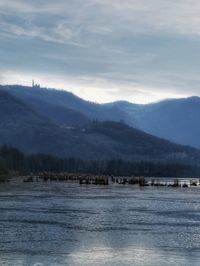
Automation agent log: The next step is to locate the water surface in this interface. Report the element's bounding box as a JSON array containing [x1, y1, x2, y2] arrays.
[[0, 183, 200, 266]]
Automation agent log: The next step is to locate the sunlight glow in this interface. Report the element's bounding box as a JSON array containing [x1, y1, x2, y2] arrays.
[[0, 71, 189, 104]]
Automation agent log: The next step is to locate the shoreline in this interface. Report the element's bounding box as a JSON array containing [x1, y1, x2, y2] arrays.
[[4, 174, 200, 188]]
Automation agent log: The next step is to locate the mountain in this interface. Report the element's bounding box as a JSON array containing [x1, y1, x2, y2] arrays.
[[0, 90, 97, 157], [0, 90, 71, 155], [1, 84, 200, 149], [0, 88, 199, 163], [0, 85, 126, 125], [109, 97, 200, 149], [0, 85, 90, 127], [85, 121, 200, 163]]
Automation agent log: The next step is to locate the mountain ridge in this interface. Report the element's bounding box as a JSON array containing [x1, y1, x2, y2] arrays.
[[0, 87, 199, 164], [1, 84, 200, 150]]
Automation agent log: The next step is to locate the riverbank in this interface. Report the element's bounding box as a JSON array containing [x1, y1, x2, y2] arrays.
[[5, 173, 200, 188]]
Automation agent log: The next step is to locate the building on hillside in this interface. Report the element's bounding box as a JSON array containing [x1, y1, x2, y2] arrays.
[[32, 80, 40, 88]]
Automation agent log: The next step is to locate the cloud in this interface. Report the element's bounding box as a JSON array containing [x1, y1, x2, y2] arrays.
[[0, 70, 192, 104], [2, 1, 200, 38], [1, 0, 200, 103]]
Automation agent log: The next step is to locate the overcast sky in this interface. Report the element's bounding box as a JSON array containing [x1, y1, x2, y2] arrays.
[[1, 0, 200, 103]]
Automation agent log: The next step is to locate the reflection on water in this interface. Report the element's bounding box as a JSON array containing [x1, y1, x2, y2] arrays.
[[0, 183, 200, 265]]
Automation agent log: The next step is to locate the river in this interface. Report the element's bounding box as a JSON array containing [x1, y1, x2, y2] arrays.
[[0, 183, 200, 266]]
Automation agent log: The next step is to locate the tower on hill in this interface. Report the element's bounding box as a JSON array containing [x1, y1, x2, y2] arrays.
[[32, 80, 40, 88]]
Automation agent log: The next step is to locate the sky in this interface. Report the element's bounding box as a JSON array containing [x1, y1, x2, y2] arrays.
[[0, 0, 200, 103]]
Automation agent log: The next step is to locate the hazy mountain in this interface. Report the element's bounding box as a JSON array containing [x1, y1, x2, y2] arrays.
[[1, 85, 200, 149], [1, 85, 126, 124], [0, 85, 90, 127], [0, 90, 73, 155], [110, 97, 200, 149], [85, 121, 200, 163], [0, 88, 199, 163]]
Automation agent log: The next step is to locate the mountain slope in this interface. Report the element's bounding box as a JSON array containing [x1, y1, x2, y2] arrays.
[[0, 90, 95, 157], [1, 85, 126, 125], [1, 85, 200, 149], [0, 90, 70, 154], [86, 121, 200, 163], [110, 97, 200, 148], [0, 85, 90, 127], [135, 97, 200, 148], [0, 90, 199, 163]]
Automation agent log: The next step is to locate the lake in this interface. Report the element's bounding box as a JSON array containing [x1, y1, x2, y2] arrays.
[[0, 183, 200, 266]]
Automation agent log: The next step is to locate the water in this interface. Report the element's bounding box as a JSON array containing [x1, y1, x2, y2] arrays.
[[0, 183, 200, 266]]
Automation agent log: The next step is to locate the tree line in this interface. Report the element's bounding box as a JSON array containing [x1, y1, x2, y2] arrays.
[[0, 145, 199, 178]]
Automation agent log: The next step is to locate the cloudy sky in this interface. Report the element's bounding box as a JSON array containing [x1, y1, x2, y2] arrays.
[[1, 0, 200, 103]]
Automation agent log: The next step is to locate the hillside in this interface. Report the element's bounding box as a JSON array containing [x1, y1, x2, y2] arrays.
[[0, 85, 126, 125], [0, 90, 70, 155], [1, 84, 200, 155], [136, 97, 200, 148], [1, 85, 91, 127], [3, 85, 200, 149], [0, 89, 199, 163], [85, 121, 200, 163], [0, 90, 97, 157], [110, 97, 200, 148]]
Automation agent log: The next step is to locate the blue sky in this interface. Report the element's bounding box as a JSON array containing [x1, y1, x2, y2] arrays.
[[1, 0, 200, 103]]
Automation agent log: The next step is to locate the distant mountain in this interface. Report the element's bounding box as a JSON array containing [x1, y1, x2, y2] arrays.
[[0, 85, 126, 125], [85, 121, 200, 163], [0, 88, 199, 163], [110, 97, 200, 149], [0, 85, 90, 127], [1, 85, 200, 149], [0, 90, 72, 155]]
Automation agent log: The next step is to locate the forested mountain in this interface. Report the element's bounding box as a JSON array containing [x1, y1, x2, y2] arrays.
[[0, 90, 71, 155], [85, 121, 200, 164], [0, 85, 90, 126], [2, 85, 200, 148], [0, 87, 199, 164], [104, 97, 200, 148], [1, 84, 200, 154], [0, 85, 126, 125]]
